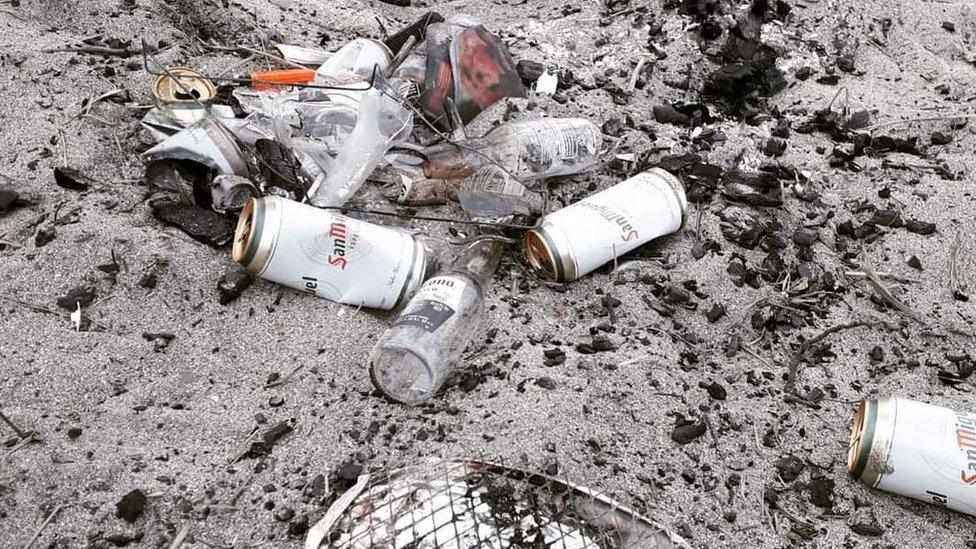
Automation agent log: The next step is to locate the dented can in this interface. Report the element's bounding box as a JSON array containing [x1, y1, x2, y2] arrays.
[[849, 396, 976, 516], [232, 196, 427, 310], [315, 38, 393, 81], [152, 67, 216, 124], [524, 168, 687, 282]]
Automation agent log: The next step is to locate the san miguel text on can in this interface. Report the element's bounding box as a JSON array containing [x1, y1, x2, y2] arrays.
[[233, 196, 427, 310], [523, 168, 687, 282], [849, 396, 976, 516]]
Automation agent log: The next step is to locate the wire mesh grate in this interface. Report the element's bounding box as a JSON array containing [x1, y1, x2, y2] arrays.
[[305, 459, 690, 549]]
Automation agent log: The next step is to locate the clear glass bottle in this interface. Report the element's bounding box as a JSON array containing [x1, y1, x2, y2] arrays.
[[421, 118, 603, 181], [369, 239, 503, 404]]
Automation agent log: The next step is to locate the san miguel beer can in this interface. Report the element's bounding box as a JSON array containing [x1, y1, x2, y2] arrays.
[[523, 168, 687, 282], [849, 396, 976, 515], [232, 196, 427, 310]]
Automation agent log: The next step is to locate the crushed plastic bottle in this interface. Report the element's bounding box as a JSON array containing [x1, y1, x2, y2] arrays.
[[422, 118, 602, 181], [369, 239, 503, 404]]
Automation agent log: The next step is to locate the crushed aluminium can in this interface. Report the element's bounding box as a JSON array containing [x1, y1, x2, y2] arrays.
[[232, 196, 427, 310], [315, 38, 393, 81], [141, 118, 249, 177], [152, 67, 216, 124], [849, 396, 976, 516], [523, 168, 687, 282]]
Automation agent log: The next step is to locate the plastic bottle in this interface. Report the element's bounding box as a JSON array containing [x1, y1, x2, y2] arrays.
[[369, 240, 503, 404], [421, 118, 603, 181], [457, 165, 545, 217]]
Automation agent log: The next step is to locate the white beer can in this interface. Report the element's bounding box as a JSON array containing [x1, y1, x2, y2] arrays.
[[523, 168, 687, 282], [849, 396, 976, 516], [232, 196, 427, 310], [315, 39, 393, 81]]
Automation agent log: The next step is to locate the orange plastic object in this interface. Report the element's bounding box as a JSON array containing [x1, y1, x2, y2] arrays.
[[250, 69, 316, 91]]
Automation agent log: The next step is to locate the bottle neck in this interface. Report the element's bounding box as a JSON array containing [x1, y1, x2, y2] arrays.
[[450, 239, 504, 285]]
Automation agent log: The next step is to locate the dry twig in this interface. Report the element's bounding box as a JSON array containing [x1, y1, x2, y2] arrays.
[[20, 503, 64, 549]]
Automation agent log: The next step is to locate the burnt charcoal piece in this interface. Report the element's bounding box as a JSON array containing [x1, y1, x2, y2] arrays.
[[702, 380, 727, 400], [384, 11, 444, 54], [705, 303, 726, 323], [245, 421, 294, 459], [720, 169, 782, 206], [54, 167, 95, 191], [774, 455, 805, 482], [700, 19, 786, 116], [869, 135, 920, 155], [850, 522, 884, 537], [719, 206, 777, 249], [0, 177, 31, 213], [57, 284, 96, 310], [256, 139, 308, 198], [871, 209, 904, 228], [217, 266, 253, 305], [816, 74, 839, 85], [115, 489, 147, 523], [772, 118, 790, 138], [905, 219, 936, 235], [151, 203, 235, 247], [671, 419, 707, 444], [763, 137, 787, 157], [34, 225, 56, 247], [836, 55, 855, 72], [808, 475, 835, 508], [535, 377, 557, 390], [653, 104, 691, 126], [792, 228, 819, 246], [700, 18, 723, 40]]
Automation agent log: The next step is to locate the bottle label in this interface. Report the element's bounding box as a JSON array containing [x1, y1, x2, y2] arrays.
[[391, 276, 467, 332]]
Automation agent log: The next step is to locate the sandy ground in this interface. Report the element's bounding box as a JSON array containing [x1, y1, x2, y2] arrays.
[[3, 0, 976, 547]]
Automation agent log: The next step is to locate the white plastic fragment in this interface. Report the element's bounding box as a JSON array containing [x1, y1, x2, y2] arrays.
[[71, 303, 81, 332], [535, 70, 558, 95]]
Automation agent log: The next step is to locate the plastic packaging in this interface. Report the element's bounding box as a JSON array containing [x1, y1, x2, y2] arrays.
[[315, 38, 392, 81], [422, 118, 603, 181], [369, 240, 503, 404], [307, 88, 412, 207]]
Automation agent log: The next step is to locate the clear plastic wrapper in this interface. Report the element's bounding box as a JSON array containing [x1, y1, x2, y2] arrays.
[[307, 87, 413, 208]]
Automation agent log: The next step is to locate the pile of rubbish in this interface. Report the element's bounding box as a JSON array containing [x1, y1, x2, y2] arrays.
[[128, 5, 976, 535], [138, 12, 687, 406]]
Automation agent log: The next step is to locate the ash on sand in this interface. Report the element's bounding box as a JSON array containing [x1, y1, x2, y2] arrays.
[[2, 0, 976, 548]]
